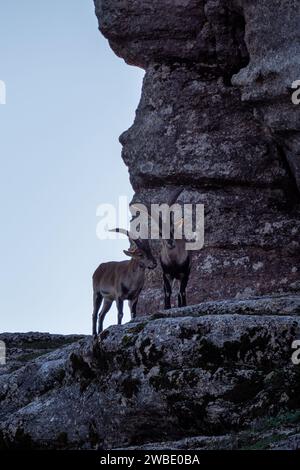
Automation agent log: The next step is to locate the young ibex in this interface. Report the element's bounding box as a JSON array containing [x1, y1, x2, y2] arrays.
[[92, 229, 157, 335]]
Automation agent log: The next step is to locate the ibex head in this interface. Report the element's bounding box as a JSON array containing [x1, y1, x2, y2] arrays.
[[162, 188, 183, 249], [131, 187, 184, 250], [109, 228, 157, 269], [166, 216, 184, 250]]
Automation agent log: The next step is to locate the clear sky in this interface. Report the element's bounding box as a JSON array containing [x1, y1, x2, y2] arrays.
[[0, 0, 144, 334]]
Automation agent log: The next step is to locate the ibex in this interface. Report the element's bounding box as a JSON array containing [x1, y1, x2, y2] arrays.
[[92, 229, 157, 335], [132, 188, 191, 310], [159, 189, 191, 309]]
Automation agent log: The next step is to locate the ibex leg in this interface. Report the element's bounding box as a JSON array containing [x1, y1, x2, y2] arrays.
[[98, 299, 113, 334], [117, 298, 124, 325], [163, 273, 172, 310], [92, 292, 102, 336], [179, 274, 189, 308], [129, 298, 138, 319]]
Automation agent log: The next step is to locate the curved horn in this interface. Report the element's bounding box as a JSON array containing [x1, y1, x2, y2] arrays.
[[130, 204, 148, 215], [109, 228, 143, 249], [109, 228, 131, 238]]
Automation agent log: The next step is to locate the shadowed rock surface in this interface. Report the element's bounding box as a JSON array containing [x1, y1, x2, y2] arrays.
[[232, 0, 300, 192], [0, 296, 300, 449], [95, 0, 300, 315]]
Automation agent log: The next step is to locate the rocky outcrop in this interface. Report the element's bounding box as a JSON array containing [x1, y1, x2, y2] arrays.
[[1, 297, 300, 449], [94, 0, 300, 315], [232, 0, 300, 191]]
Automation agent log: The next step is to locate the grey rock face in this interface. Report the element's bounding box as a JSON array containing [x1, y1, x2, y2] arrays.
[[95, 0, 249, 73], [232, 0, 300, 191], [135, 183, 299, 313], [1, 303, 300, 449], [154, 294, 300, 319], [121, 64, 289, 189], [232, 0, 300, 102], [94, 0, 300, 315]]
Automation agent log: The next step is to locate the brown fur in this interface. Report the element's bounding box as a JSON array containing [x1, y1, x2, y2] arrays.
[[92, 234, 156, 335]]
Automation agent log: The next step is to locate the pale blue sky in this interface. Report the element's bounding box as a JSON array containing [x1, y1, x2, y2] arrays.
[[0, 0, 144, 334]]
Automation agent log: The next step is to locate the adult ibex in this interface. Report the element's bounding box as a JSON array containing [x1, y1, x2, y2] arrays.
[[92, 229, 157, 335], [132, 188, 191, 310], [159, 189, 191, 309]]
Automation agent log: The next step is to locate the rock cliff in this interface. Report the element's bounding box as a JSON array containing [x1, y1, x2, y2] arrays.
[[95, 0, 300, 314]]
